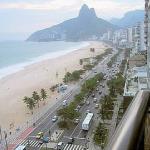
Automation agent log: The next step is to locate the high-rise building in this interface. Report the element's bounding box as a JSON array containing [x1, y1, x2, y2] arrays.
[[145, 0, 150, 88]]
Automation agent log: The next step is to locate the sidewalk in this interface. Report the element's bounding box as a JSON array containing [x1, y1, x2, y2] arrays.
[[8, 127, 34, 150], [108, 97, 123, 141]]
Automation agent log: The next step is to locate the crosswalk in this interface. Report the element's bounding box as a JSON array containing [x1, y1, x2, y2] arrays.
[[19, 139, 43, 148], [63, 144, 85, 150]]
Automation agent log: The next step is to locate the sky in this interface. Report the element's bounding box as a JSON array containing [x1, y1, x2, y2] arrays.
[[0, 0, 144, 40]]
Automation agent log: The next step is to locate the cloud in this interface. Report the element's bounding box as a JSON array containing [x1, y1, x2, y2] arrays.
[[0, 0, 80, 10], [0, 0, 144, 12]]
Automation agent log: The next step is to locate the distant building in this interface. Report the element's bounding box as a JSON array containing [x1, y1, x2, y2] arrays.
[[128, 54, 146, 69], [124, 66, 148, 97], [127, 27, 133, 48]]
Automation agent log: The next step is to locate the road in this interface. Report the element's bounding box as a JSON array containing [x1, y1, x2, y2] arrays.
[[13, 47, 125, 150]]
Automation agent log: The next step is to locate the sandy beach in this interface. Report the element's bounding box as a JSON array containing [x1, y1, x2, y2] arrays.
[[0, 41, 107, 131]]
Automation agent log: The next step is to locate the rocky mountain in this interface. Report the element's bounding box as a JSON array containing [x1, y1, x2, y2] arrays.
[[110, 10, 144, 28], [27, 4, 117, 42]]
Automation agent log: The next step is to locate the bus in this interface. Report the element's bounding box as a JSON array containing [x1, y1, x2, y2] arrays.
[[82, 113, 94, 131]]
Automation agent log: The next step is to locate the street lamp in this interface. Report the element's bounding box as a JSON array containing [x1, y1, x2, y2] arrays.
[[4, 131, 8, 150], [0, 126, 2, 143]]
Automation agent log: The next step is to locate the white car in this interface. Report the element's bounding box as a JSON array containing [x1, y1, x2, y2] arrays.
[[74, 118, 80, 124], [86, 101, 90, 105], [96, 88, 99, 91], [52, 116, 58, 122], [93, 98, 97, 103], [62, 100, 67, 106], [86, 110, 91, 114], [95, 104, 99, 108]]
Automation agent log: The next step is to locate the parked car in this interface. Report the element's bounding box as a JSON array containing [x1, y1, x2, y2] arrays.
[[52, 116, 58, 122]]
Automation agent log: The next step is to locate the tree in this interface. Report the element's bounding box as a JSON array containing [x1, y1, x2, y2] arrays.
[[23, 96, 35, 114], [23, 96, 29, 105], [93, 122, 108, 148], [41, 89, 47, 105], [32, 91, 40, 108], [57, 103, 80, 121]]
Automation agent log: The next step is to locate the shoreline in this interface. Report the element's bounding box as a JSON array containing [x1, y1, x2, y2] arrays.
[[0, 41, 90, 79], [0, 41, 107, 132]]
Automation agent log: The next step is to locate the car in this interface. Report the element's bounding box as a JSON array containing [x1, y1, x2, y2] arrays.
[[93, 98, 97, 103], [86, 101, 90, 105], [86, 110, 91, 114], [77, 105, 81, 110], [74, 108, 79, 112], [36, 132, 44, 139], [102, 85, 105, 88], [80, 100, 86, 106], [92, 93, 95, 98], [42, 137, 49, 143], [96, 88, 99, 91], [62, 100, 67, 106], [68, 138, 74, 144], [99, 91, 102, 95], [74, 118, 80, 124], [95, 104, 99, 108], [94, 71, 97, 73], [57, 142, 65, 150], [52, 116, 58, 122]]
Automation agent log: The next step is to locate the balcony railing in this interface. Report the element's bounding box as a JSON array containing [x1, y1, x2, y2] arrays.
[[106, 90, 150, 150]]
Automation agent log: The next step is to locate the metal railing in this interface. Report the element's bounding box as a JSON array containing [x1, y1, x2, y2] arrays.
[[106, 90, 150, 150]]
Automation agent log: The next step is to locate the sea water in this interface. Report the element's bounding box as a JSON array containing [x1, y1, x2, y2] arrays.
[[0, 41, 89, 79]]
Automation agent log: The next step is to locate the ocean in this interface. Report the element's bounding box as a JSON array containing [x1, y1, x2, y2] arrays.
[[0, 41, 89, 79]]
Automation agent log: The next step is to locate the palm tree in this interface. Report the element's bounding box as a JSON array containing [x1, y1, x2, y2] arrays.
[[40, 89, 47, 105], [23, 96, 29, 104], [27, 97, 36, 114], [32, 91, 40, 108], [23, 96, 35, 114]]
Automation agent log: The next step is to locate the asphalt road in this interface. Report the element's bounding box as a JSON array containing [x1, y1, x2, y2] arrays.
[[19, 48, 125, 150]]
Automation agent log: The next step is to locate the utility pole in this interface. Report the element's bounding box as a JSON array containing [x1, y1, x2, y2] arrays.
[[0, 126, 2, 143], [45, 143, 48, 150], [4, 131, 8, 150]]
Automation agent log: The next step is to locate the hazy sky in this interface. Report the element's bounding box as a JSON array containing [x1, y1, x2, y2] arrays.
[[0, 0, 144, 40]]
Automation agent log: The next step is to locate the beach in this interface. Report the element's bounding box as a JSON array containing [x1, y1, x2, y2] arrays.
[[0, 41, 107, 131]]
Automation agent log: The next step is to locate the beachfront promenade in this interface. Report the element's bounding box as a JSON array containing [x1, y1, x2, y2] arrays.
[[1, 46, 120, 150], [1, 47, 119, 150]]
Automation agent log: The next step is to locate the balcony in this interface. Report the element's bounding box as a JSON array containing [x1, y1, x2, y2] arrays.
[[106, 90, 150, 150]]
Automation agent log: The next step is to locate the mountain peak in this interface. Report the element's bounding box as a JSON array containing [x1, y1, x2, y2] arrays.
[[79, 4, 97, 18]]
